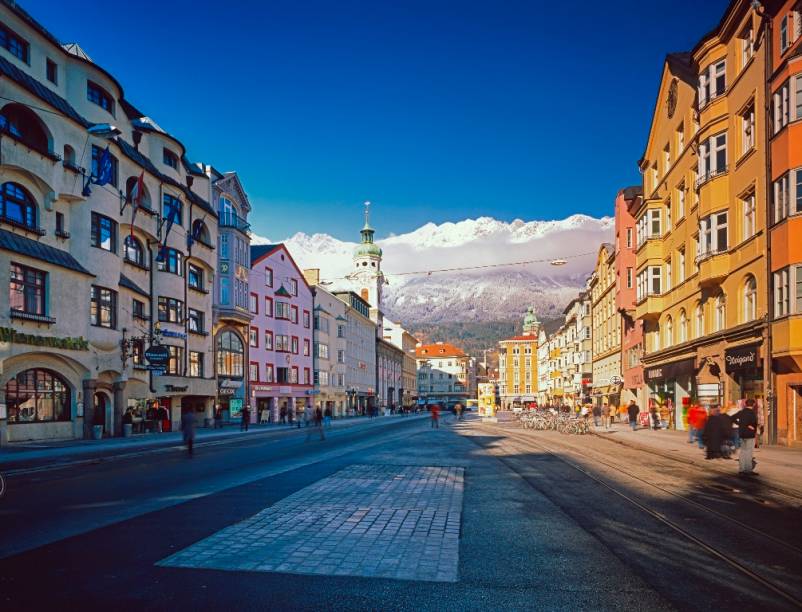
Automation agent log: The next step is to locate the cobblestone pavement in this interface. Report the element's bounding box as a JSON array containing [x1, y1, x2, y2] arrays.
[[159, 464, 464, 582]]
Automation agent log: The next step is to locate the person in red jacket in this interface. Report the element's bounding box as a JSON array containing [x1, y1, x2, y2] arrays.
[[430, 404, 440, 429]]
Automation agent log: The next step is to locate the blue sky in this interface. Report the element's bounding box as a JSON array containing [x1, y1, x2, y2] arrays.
[[24, 0, 727, 240]]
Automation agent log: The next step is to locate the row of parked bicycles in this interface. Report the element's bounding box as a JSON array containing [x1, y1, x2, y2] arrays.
[[517, 411, 592, 435]]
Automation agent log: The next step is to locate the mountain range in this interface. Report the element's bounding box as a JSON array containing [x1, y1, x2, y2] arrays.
[[252, 214, 614, 330]]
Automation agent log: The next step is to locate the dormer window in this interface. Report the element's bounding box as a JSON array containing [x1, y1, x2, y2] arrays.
[[163, 148, 178, 169], [87, 81, 114, 115]]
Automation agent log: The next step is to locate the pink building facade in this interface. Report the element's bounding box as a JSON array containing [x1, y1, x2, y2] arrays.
[[616, 186, 645, 408], [248, 244, 314, 422]]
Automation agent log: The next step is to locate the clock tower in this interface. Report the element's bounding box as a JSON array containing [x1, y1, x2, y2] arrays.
[[352, 201, 384, 309]]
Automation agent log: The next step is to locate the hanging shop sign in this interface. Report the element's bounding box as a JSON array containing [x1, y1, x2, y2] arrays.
[[144, 345, 170, 365], [645, 358, 695, 382], [724, 343, 761, 374], [161, 330, 186, 339], [0, 327, 89, 351]]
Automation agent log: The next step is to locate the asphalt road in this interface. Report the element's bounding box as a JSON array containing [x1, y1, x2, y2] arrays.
[[0, 415, 800, 611]]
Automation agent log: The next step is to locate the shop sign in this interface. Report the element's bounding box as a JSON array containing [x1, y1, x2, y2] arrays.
[[161, 330, 186, 339], [725, 343, 761, 374], [305, 389, 320, 395], [165, 385, 188, 393], [645, 358, 695, 382], [144, 345, 170, 365], [279, 386, 291, 394], [229, 398, 243, 419], [218, 388, 236, 396], [219, 379, 243, 389], [251, 384, 274, 393], [0, 327, 89, 351]]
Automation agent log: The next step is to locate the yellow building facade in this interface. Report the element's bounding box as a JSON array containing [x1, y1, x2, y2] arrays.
[[590, 243, 622, 407], [636, 1, 769, 431], [497, 308, 540, 409]]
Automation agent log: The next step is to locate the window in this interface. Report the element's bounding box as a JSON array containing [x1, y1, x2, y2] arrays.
[[636, 208, 662, 247], [773, 169, 802, 223], [55, 212, 66, 237], [318, 371, 330, 386], [699, 59, 726, 107], [742, 192, 756, 240], [275, 334, 290, 352], [676, 123, 684, 154], [162, 194, 183, 226], [249, 292, 258, 314], [91, 212, 117, 252], [5, 369, 70, 424], [781, 15, 789, 52], [741, 103, 755, 154], [90, 145, 118, 187], [337, 349, 345, 363], [188, 264, 204, 290], [291, 305, 299, 324], [715, 293, 726, 331], [10, 263, 46, 316], [124, 235, 145, 267], [290, 367, 299, 384], [636, 266, 662, 301], [0, 182, 37, 230], [220, 277, 230, 305], [774, 268, 791, 318], [303, 339, 310, 356], [664, 316, 673, 348], [90, 286, 117, 328], [157, 247, 184, 275], [291, 336, 299, 354], [773, 80, 790, 134], [158, 296, 183, 324], [663, 144, 670, 175], [277, 367, 290, 384], [665, 203, 672, 232], [697, 133, 727, 183], [265, 297, 273, 317], [165, 345, 184, 376], [189, 351, 204, 377], [249, 326, 259, 348], [695, 304, 704, 338], [303, 310, 310, 328], [290, 278, 298, 296], [163, 148, 178, 169], [132, 339, 144, 365], [665, 257, 672, 292], [217, 331, 244, 378], [626, 228, 633, 248], [304, 368, 311, 386], [678, 249, 686, 283], [46, 58, 57, 84], [0, 23, 30, 63], [275, 301, 291, 320], [317, 343, 330, 359], [740, 25, 754, 68], [265, 330, 273, 350], [698, 211, 728, 258], [132, 298, 147, 320], [626, 267, 633, 289], [220, 234, 229, 259], [677, 183, 685, 219], [265, 364, 274, 383], [188, 308, 204, 334], [743, 276, 757, 322], [678, 310, 688, 343], [337, 325, 345, 338], [87, 81, 114, 114]]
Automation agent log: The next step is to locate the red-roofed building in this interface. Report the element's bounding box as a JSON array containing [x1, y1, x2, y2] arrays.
[[415, 342, 475, 408]]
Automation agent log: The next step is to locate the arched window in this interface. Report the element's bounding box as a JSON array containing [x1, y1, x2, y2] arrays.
[[715, 293, 726, 332], [5, 368, 70, 423], [125, 176, 151, 210], [678, 309, 688, 343], [0, 103, 51, 153], [695, 303, 704, 338], [216, 331, 244, 378], [664, 316, 673, 348], [124, 235, 145, 267], [743, 276, 757, 322], [0, 182, 37, 229], [63, 144, 76, 167], [191, 219, 210, 245]]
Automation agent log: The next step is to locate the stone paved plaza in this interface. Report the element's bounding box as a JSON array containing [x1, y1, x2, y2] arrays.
[[159, 464, 465, 582]]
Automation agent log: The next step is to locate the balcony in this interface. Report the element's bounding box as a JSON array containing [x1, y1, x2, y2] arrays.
[[635, 291, 665, 322], [218, 211, 250, 235], [696, 249, 729, 287]]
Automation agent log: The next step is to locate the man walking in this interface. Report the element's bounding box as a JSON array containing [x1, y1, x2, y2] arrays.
[[702, 405, 730, 460], [734, 399, 758, 475], [592, 404, 602, 428], [181, 409, 196, 457], [306, 406, 325, 441], [240, 406, 250, 432], [627, 400, 640, 431], [431, 404, 440, 429]]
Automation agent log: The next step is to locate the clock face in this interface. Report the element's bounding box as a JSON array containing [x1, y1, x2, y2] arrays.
[[667, 78, 678, 119]]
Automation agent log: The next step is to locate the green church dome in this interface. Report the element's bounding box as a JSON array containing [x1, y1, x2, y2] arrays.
[[354, 241, 383, 257]]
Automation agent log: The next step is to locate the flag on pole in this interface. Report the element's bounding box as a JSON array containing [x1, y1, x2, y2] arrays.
[[156, 202, 180, 262], [94, 146, 113, 186], [129, 171, 144, 239]]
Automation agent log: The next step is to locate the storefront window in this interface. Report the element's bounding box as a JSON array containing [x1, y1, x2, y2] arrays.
[[217, 330, 244, 378], [5, 368, 70, 422]]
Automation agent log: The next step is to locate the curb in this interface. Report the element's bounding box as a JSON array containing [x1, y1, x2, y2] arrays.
[[590, 429, 802, 500]]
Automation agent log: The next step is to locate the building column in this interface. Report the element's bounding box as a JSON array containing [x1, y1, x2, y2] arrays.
[[170, 397, 181, 432], [82, 379, 98, 439], [0, 386, 8, 446], [112, 380, 126, 437]]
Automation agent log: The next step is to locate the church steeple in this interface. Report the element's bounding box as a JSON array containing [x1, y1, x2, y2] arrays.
[[352, 201, 384, 309]]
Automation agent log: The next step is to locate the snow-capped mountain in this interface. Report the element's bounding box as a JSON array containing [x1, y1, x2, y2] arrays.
[[252, 214, 613, 325]]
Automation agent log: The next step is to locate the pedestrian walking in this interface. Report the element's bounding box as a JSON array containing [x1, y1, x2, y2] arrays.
[[240, 406, 250, 432], [455, 403, 464, 421], [650, 404, 660, 430], [601, 403, 611, 430], [304, 404, 313, 428], [431, 404, 440, 429], [324, 405, 332, 428], [213, 407, 223, 430], [279, 405, 287, 424], [592, 404, 602, 428], [306, 406, 325, 441], [734, 399, 758, 475], [702, 405, 730, 460], [627, 400, 640, 431], [181, 409, 196, 456]]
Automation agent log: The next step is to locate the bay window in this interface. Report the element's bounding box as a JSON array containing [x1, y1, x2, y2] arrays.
[[698, 211, 728, 259], [90, 285, 117, 328], [697, 133, 727, 184], [698, 60, 726, 107], [773, 266, 802, 318], [636, 266, 662, 301]]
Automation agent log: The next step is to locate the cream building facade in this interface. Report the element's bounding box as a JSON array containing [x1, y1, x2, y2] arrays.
[[590, 243, 623, 407]]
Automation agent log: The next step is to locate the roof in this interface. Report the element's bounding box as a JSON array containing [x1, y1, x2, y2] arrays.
[[119, 273, 148, 297], [250, 244, 281, 262], [621, 185, 643, 200], [500, 334, 539, 342], [0, 228, 93, 276], [250, 243, 313, 296], [415, 342, 467, 358]]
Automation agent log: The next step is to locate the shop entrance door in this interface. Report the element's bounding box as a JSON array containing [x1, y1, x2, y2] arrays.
[[792, 386, 802, 445], [93, 392, 107, 433]]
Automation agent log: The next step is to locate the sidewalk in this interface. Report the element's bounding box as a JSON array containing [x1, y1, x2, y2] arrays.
[[593, 422, 802, 498], [0, 413, 425, 473]]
